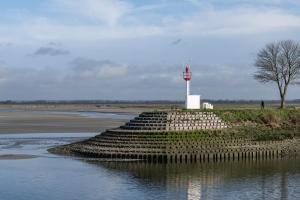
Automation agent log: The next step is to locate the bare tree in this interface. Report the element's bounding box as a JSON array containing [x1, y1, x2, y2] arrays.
[[254, 40, 300, 108]]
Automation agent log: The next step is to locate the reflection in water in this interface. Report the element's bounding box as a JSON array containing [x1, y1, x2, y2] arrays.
[[88, 159, 300, 200], [0, 133, 300, 200], [261, 174, 266, 200], [187, 180, 201, 200], [281, 172, 288, 200]]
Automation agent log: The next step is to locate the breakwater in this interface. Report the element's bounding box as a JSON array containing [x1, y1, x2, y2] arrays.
[[49, 111, 300, 163]]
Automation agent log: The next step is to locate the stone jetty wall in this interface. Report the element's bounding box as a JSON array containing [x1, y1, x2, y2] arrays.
[[121, 111, 227, 131], [50, 111, 300, 163], [58, 130, 300, 163]]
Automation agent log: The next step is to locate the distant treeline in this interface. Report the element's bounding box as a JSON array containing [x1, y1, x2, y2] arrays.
[[0, 99, 299, 105], [0, 100, 182, 105]]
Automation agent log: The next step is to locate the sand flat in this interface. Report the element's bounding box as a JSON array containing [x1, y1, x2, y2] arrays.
[[0, 154, 37, 160], [0, 104, 155, 114], [0, 104, 160, 134], [0, 110, 129, 134]]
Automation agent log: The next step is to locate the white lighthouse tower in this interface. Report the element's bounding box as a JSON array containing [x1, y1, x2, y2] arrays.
[[183, 64, 200, 109]]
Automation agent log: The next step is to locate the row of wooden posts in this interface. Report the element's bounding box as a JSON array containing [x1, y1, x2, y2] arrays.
[[79, 149, 288, 163]]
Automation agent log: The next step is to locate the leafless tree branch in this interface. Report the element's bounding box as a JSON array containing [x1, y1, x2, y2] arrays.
[[254, 40, 300, 108]]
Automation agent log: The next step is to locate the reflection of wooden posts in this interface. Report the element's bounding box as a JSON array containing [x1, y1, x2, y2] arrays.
[[280, 172, 288, 200], [261, 175, 266, 199]]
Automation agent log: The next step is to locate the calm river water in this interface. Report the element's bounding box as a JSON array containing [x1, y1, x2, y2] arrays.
[[0, 133, 300, 200]]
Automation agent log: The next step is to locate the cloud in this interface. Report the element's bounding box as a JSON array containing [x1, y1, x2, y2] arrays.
[[0, 62, 7, 83], [69, 58, 128, 79], [0, 60, 298, 100], [0, 0, 299, 43], [172, 38, 182, 45], [0, 0, 300, 100], [51, 0, 133, 26], [171, 8, 300, 37], [0, 42, 13, 47], [0, 60, 6, 65], [0, 67, 9, 84], [5, 7, 294, 44], [12, 6, 300, 41], [32, 47, 70, 56], [187, 0, 300, 6], [48, 41, 62, 46]]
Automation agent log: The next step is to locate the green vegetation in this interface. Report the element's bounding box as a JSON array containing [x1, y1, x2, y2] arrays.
[[142, 109, 300, 142], [214, 109, 300, 126], [141, 127, 300, 142], [214, 109, 300, 141], [215, 109, 300, 141]]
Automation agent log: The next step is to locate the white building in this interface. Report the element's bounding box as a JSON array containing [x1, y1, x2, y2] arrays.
[[203, 102, 214, 110]]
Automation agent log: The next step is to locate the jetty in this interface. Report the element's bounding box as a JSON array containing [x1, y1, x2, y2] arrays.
[[49, 109, 300, 163]]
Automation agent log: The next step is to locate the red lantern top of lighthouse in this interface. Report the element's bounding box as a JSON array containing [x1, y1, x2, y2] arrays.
[[183, 64, 192, 81]]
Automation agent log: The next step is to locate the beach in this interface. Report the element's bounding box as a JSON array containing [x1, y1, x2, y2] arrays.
[[0, 104, 141, 134]]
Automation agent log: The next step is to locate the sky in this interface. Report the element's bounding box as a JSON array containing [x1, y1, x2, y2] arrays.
[[0, 0, 300, 101]]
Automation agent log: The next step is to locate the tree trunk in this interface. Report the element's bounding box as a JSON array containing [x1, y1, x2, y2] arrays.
[[280, 94, 286, 109]]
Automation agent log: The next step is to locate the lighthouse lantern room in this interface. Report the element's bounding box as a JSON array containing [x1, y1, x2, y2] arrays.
[[183, 64, 200, 109]]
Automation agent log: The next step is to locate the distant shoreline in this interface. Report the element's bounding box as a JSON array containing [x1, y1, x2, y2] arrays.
[[0, 101, 299, 111], [0, 99, 299, 104]]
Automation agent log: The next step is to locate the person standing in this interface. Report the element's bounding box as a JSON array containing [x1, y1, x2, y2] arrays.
[[261, 101, 265, 110]]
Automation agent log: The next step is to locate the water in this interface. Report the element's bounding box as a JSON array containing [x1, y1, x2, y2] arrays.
[[0, 133, 299, 200], [31, 110, 136, 120], [0, 109, 136, 120]]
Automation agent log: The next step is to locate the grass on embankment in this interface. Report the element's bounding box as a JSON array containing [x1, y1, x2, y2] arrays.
[[162, 109, 300, 142], [213, 109, 300, 141], [146, 127, 300, 142], [214, 109, 300, 126]]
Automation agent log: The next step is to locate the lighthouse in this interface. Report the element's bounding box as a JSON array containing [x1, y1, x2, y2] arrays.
[[183, 64, 200, 109]]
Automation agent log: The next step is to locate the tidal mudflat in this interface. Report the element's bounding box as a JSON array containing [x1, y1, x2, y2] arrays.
[[0, 109, 134, 133]]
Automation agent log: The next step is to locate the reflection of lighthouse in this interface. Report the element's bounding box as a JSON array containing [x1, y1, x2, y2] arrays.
[[183, 64, 200, 109]]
